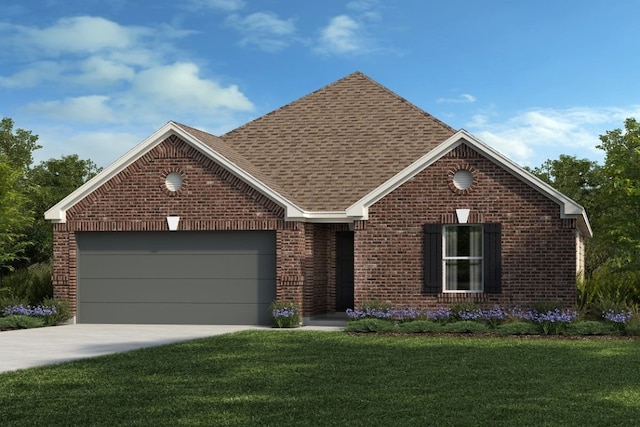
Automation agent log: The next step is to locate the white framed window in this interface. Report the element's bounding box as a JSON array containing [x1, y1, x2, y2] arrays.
[[443, 225, 483, 292]]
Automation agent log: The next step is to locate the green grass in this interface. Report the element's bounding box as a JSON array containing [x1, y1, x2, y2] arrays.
[[1, 331, 639, 426]]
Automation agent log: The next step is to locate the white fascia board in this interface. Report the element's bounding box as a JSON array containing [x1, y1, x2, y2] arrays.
[[346, 131, 467, 218], [45, 122, 306, 223], [346, 129, 592, 236], [45, 122, 178, 222], [285, 211, 364, 223]]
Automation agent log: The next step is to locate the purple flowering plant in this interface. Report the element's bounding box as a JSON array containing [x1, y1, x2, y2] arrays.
[[602, 309, 634, 332], [2, 304, 57, 318], [346, 303, 587, 335], [269, 301, 300, 328]]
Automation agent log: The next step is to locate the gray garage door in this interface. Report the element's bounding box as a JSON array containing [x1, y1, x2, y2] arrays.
[[76, 231, 276, 325]]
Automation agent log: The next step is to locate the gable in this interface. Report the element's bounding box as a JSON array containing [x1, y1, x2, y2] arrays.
[[65, 136, 285, 222], [347, 130, 592, 237]]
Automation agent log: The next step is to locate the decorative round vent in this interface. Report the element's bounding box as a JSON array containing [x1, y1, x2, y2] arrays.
[[165, 172, 183, 192], [452, 170, 473, 190]]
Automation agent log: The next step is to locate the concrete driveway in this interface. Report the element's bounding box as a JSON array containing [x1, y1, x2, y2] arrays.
[[0, 324, 265, 373], [0, 324, 342, 373]]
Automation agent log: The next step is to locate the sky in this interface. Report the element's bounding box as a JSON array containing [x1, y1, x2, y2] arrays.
[[2, 0, 639, 169]]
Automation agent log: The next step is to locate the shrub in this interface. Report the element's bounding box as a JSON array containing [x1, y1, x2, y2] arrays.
[[495, 322, 540, 336], [0, 315, 45, 330], [565, 321, 618, 336], [441, 321, 490, 334], [42, 298, 72, 325], [345, 318, 396, 333], [397, 320, 443, 334], [0, 262, 52, 306], [624, 316, 640, 337], [269, 301, 300, 328]]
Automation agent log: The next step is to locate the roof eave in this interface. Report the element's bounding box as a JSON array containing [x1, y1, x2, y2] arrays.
[[45, 122, 307, 223], [346, 130, 593, 237]]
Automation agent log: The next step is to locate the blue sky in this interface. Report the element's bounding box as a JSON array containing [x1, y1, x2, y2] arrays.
[[2, 0, 639, 168]]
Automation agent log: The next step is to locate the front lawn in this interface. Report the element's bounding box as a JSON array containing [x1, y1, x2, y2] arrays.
[[1, 331, 639, 426]]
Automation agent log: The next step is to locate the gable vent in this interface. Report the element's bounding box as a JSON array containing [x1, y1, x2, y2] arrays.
[[165, 172, 183, 192], [452, 170, 473, 190]]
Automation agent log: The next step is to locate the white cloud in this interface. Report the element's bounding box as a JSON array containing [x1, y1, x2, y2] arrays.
[[226, 12, 296, 52], [437, 94, 477, 104], [468, 106, 640, 165], [316, 15, 365, 55], [315, 0, 384, 56], [129, 62, 254, 114], [0, 61, 67, 88], [9, 16, 146, 56], [25, 96, 116, 123], [77, 56, 136, 85]]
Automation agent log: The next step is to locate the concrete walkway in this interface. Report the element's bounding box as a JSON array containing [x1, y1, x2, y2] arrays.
[[0, 324, 342, 373]]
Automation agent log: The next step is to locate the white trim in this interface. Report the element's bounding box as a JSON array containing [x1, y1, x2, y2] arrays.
[[346, 130, 592, 237], [45, 126, 591, 238], [45, 122, 308, 223]]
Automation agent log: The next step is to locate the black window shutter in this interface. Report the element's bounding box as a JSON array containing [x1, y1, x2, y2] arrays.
[[484, 223, 502, 293], [423, 224, 442, 294]]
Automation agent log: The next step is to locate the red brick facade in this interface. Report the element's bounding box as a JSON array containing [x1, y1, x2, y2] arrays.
[[52, 136, 582, 321], [355, 144, 580, 310]]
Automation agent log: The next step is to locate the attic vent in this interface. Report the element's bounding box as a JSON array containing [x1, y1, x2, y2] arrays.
[[452, 170, 473, 190], [165, 173, 183, 192]]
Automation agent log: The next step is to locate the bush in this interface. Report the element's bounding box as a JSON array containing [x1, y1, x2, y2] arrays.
[[441, 321, 490, 334], [625, 316, 640, 336], [345, 319, 396, 333], [397, 320, 443, 334], [42, 298, 72, 325], [269, 301, 300, 328], [0, 315, 45, 330], [564, 321, 618, 336], [0, 262, 52, 306], [495, 322, 540, 336]]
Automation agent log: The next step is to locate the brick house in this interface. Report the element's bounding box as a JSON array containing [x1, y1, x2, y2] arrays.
[[46, 72, 591, 325]]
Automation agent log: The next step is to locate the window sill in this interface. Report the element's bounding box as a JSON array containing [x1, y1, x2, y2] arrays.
[[435, 293, 490, 303]]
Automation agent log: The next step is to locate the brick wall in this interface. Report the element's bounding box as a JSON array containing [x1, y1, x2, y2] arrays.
[[53, 136, 312, 318], [355, 143, 580, 310]]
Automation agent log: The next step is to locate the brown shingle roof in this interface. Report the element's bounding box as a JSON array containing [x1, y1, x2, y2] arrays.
[[185, 71, 457, 211]]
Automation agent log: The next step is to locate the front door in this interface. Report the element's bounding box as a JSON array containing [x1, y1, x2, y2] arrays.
[[336, 231, 354, 311]]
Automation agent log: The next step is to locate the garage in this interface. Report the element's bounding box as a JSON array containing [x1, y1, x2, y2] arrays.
[[76, 231, 276, 325]]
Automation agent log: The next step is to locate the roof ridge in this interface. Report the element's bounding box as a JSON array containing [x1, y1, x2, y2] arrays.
[[352, 72, 457, 134], [221, 71, 456, 139]]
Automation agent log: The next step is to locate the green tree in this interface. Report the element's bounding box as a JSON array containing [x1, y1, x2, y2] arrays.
[[26, 155, 101, 263], [595, 117, 640, 269], [0, 155, 32, 274], [0, 117, 41, 174]]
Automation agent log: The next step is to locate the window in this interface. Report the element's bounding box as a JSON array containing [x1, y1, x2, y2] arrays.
[[423, 223, 501, 294], [444, 225, 483, 292]]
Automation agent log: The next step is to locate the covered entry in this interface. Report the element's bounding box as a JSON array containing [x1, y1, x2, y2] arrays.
[[76, 231, 276, 325]]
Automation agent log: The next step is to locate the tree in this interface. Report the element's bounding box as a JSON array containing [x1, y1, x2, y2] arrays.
[[0, 117, 41, 174], [0, 155, 32, 274], [526, 154, 602, 216], [595, 118, 640, 269], [25, 155, 101, 263]]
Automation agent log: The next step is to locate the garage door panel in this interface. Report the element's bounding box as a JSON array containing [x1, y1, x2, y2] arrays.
[[79, 302, 271, 325], [79, 254, 276, 279], [77, 231, 276, 254], [78, 278, 276, 303], [76, 231, 276, 325]]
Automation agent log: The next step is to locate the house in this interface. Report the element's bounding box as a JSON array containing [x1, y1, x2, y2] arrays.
[[45, 72, 591, 325]]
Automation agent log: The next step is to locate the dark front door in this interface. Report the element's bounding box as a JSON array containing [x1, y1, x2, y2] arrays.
[[336, 231, 354, 311]]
